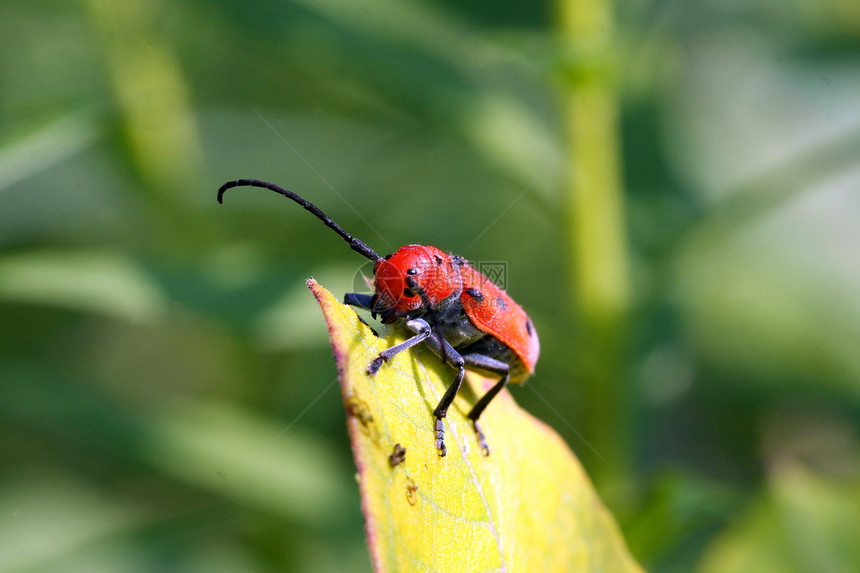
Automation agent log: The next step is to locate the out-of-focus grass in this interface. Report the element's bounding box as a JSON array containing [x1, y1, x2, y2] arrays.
[[1, 0, 859, 571]]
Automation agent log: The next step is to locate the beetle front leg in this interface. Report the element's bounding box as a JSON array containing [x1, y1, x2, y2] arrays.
[[366, 318, 432, 375], [343, 292, 374, 310]]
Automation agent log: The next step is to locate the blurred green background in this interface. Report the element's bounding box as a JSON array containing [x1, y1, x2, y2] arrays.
[[2, 0, 859, 571]]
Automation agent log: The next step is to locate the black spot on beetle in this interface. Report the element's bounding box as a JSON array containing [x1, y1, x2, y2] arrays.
[[406, 268, 418, 275], [465, 288, 484, 302], [434, 255, 443, 265], [525, 318, 533, 336], [496, 297, 507, 310]]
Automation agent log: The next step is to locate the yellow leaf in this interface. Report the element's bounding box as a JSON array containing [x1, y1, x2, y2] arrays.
[[309, 279, 643, 572]]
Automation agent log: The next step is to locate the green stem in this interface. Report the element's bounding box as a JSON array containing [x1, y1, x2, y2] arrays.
[[555, 0, 632, 500]]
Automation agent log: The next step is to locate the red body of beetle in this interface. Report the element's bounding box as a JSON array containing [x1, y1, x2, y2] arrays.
[[374, 245, 539, 379], [218, 179, 539, 457], [457, 260, 540, 378]]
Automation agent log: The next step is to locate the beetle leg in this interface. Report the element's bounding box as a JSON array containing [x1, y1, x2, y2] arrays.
[[461, 353, 511, 456], [430, 346, 465, 458], [412, 329, 467, 456], [366, 318, 432, 375], [343, 292, 374, 310]]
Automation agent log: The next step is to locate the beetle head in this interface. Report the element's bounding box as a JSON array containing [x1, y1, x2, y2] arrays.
[[372, 245, 461, 322]]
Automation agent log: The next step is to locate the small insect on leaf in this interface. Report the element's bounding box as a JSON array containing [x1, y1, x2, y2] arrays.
[[388, 443, 407, 467]]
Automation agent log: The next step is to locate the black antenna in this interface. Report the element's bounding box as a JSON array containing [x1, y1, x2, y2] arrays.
[[218, 179, 382, 262]]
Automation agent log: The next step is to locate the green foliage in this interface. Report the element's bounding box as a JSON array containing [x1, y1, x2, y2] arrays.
[[2, 0, 859, 571]]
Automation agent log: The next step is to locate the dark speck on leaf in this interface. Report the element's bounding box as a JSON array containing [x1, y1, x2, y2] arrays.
[[388, 443, 407, 467]]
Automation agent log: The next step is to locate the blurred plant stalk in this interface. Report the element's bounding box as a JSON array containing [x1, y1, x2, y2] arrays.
[[87, 0, 208, 248], [555, 0, 633, 504]]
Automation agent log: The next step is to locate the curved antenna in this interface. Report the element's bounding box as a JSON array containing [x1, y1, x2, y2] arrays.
[[218, 179, 382, 262]]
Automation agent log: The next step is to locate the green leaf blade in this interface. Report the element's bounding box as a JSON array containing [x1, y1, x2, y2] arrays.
[[309, 279, 642, 572]]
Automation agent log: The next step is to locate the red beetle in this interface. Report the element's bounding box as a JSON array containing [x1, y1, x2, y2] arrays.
[[218, 179, 539, 457]]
